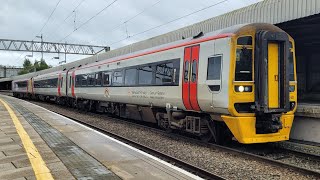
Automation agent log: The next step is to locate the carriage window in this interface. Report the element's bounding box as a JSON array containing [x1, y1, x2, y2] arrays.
[[95, 72, 102, 86], [235, 48, 253, 81], [113, 71, 123, 86], [16, 81, 27, 88], [125, 68, 137, 86], [207, 56, 222, 80], [191, 60, 197, 82], [156, 63, 174, 85], [103, 72, 111, 86], [138, 66, 153, 85], [289, 52, 295, 81], [81, 74, 88, 86], [75, 75, 81, 87], [60, 77, 63, 87], [34, 82, 40, 88], [88, 74, 95, 86], [50, 78, 58, 88], [184, 61, 189, 82], [72, 77, 74, 87], [237, 36, 252, 45]]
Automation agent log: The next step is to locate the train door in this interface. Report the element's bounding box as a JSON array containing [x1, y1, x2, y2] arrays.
[[182, 45, 201, 111], [66, 70, 74, 97], [58, 73, 62, 96], [268, 43, 279, 108], [255, 31, 290, 113]]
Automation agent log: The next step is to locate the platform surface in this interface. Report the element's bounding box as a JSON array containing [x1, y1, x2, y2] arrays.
[[0, 95, 200, 180]]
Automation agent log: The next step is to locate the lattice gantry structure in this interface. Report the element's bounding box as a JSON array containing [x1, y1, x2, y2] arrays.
[[0, 39, 109, 55]]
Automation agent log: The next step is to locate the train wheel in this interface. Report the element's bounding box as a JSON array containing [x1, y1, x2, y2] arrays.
[[199, 132, 213, 143], [204, 117, 226, 145]]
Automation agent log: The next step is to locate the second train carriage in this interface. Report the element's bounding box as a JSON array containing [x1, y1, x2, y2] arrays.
[[13, 23, 297, 144]]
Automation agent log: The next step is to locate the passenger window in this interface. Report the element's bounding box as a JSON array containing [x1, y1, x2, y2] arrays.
[[191, 60, 197, 82], [156, 63, 174, 85], [125, 68, 137, 86], [69, 76, 72, 87], [81, 74, 88, 86], [88, 74, 95, 86], [184, 61, 189, 82], [103, 72, 111, 86], [207, 56, 222, 80], [75, 75, 81, 87], [113, 71, 123, 86], [237, 36, 252, 45], [17, 81, 27, 88], [71, 77, 74, 87], [138, 66, 153, 85], [95, 72, 102, 86], [235, 48, 253, 81], [289, 52, 295, 81], [61, 77, 63, 87]]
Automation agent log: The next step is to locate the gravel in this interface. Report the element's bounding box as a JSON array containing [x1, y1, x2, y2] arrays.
[[18, 100, 320, 179]]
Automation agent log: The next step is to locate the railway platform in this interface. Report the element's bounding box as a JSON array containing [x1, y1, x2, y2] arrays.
[[0, 94, 200, 180], [290, 103, 320, 144]]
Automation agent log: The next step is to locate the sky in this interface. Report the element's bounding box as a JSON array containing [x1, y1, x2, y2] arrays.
[[0, 0, 263, 67]]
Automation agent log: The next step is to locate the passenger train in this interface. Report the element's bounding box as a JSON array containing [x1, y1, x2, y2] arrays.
[[12, 23, 297, 144]]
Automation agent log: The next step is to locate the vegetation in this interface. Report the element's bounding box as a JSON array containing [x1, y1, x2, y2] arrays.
[[18, 59, 51, 75]]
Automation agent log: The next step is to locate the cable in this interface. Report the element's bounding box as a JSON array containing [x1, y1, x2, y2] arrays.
[[46, 0, 86, 41], [59, 0, 118, 42], [91, 0, 162, 44], [16, 0, 63, 63], [37, 0, 63, 36], [109, 0, 228, 46]]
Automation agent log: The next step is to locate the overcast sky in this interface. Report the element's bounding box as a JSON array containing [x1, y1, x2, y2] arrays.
[[0, 0, 262, 67]]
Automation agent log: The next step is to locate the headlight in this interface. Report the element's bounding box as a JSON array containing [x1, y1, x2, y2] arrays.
[[238, 86, 244, 92], [235, 85, 252, 92]]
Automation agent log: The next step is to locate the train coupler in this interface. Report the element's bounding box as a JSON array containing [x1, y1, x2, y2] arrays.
[[256, 114, 283, 134]]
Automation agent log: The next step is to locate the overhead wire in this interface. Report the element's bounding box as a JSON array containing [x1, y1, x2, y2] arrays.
[[46, 0, 86, 41], [14, 0, 63, 63], [109, 0, 228, 46], [90, 0, 162, 44], [59, 0, 119, 42], [36, 0, 63, 37]]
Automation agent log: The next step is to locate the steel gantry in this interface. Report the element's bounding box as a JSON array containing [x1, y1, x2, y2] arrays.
[[0, 39, 109, 55]]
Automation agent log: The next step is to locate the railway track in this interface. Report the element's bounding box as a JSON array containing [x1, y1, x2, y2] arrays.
[[3, 95, 320, 179], [47, 105, 226, 180]]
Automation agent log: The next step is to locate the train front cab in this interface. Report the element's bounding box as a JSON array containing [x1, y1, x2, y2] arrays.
[[222, 25, 297, 144]]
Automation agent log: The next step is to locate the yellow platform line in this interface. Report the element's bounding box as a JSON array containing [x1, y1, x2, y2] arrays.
[[0, 99, 54, 180]]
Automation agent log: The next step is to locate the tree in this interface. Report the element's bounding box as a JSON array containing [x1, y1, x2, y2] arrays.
[[23, 59, 33, 69], [18, 58, 51, 75], [35, 59, 51, 71]]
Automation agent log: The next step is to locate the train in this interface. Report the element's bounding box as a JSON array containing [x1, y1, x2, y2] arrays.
[[12, 23, 297, 144]]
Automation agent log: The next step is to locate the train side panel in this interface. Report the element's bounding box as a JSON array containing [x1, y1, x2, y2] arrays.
[[197, 38, 231, 114]]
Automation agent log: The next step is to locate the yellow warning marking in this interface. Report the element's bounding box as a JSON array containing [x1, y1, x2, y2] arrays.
[[0, 99, 54, 180]]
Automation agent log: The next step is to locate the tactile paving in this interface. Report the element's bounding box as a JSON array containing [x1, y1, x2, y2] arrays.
[[9, 100, 120, 180]]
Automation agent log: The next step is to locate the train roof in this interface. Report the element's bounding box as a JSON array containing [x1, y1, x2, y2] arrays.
[[5, 0, 314, 81]]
